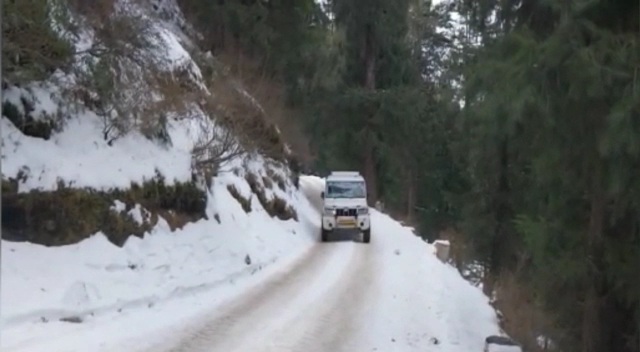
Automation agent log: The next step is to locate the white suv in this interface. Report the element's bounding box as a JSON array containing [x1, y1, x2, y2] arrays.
[[320, 171, 371, 243]]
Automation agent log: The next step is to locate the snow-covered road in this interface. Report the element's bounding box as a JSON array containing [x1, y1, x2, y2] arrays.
[[155, 240, 375, 352]]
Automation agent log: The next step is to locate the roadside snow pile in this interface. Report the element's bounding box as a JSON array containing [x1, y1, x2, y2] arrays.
[[298, 175, 325, 210], [344, 210, 511, 352]]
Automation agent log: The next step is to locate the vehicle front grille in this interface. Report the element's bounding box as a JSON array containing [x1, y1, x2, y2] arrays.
[[335, 208, 357, 217]]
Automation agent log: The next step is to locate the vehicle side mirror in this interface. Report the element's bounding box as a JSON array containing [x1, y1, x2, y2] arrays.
[[320, 191, 325, 199]]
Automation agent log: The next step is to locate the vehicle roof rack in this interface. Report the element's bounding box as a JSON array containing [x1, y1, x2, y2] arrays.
[[329, 171, 361, 177]]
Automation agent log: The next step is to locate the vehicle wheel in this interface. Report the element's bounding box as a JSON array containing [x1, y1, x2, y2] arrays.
[[321, 229, 329, 242], [362, 229, 371, 243]]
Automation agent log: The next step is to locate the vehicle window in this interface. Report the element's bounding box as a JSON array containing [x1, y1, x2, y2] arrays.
[[326, 181, 366, 199]]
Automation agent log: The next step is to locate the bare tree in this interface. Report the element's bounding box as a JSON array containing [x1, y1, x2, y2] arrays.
[[65, 2, 169, 144], [191, 116, 245, 179]]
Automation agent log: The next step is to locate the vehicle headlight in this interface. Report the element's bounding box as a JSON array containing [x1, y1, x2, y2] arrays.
[[357, 207, 369, 215], [323, 207, 336, 215]]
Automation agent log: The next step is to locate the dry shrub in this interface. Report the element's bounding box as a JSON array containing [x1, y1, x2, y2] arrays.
[[68, 0, 115, 24], [138, 69, 203, 143], [76, 53, 201, 146], [245, 172, 269, 210], [190, 107, 245, 184], [71, 0, 159, 60], [493, 271, 559, 352], [3, 0, 74, 83], [265, 167, 287, 191], [66, 0, 181, 145], [77, 61, 149, 145], [1, 176, 207, 247], [214, 50, 314, 166], [156, 209, 194, 231], [206, 74, 286, 160], [227, 184, 251, 213], [269, 196, 298, 221], [245, 172, 260, 190], [245, 172, 297, 221], [262, 176, 274, 190], [150, 70, 199, 116], [80, 55, 235, 176]]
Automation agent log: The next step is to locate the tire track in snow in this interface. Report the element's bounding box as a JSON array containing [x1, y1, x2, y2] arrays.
[[227, 243, 372, 352], [284, 243, 379, 352], [150, 243, 345, 352], [147, 241, 379, 352], [230, 242, 378, 352]]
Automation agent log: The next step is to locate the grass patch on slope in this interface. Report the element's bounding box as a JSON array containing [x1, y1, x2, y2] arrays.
[[2, 175, 207, 247]]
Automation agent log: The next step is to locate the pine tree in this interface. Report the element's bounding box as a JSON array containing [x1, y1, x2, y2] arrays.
[[455, 0, 640, 349]]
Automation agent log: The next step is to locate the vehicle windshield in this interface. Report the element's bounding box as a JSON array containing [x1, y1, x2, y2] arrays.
[[326, 181, 366, 199]]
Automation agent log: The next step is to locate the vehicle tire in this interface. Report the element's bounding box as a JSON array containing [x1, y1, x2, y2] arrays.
[[321, 228, 329, 242], [362, 229, 371, 243]]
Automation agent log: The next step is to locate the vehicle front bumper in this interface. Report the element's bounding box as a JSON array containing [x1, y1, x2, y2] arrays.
[[322, 214, 370, 232]]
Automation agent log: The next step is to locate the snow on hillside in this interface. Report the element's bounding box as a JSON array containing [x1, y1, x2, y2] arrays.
[[1, 103, 320, 346], [2, 0, 320, 345], [1, 0, 219, 189], [2, 70, 320, 329], [1, 114, 195, 192], [2, 160, 318, 324]]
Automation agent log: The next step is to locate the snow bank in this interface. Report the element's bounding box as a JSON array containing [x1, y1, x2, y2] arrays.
[[1, 168, 321, 352], [488, 345, 522, 352], [298, 174, 325, 211], [346, 210, 509, 351]]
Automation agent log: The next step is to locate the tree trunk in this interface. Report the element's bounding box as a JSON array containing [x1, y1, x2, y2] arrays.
[[217, 0, 226, 51], [362, 23, 377, 206], [406, 167, 416, 223], [582, 157, 605, 352], [487, 138, 510, 296], [482, 264, 493, 296], [363, 131, 377, 206]]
